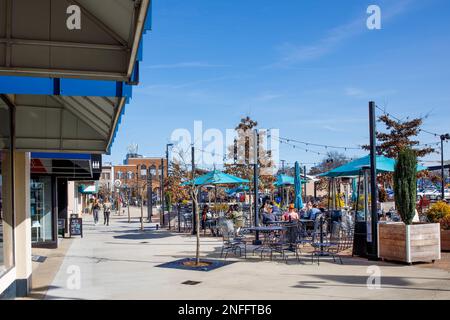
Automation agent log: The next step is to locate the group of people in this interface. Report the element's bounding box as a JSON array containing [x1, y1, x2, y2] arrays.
[[200, 204, 245, 236], [260, 200, 324, 225], [91, 198, 112, 226]]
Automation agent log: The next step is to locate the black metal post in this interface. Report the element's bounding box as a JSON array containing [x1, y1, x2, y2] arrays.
[[166, 143, 173, 229], [147, 168, 152, 222], [368, 101, 379, 260], [191, 146, 197, 235], [253, 129, 261, 245], [160, 158, 165, 226], [304, 165, 307, 202], [442, 137, 445, 200]]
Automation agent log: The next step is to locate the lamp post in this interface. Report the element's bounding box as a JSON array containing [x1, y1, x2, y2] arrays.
[[138, 164, 147, 231], [160, 158, 165, 226], [440, 134, 450, 200], [147, 166, 156, 222], [166, 143, 174, 229]]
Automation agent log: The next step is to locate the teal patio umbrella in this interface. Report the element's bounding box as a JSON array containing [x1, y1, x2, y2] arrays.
[[351, 178, 358, 202], [181, 170, 250, 214], [294, 162, 303, 209], [225, 185, 250, 195], [319, 155, 427, 178], [273, 174, 307, 187], [182, 170, 249, 186]]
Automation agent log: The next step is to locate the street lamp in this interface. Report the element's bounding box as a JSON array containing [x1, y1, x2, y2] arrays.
[[126, 170, 132, 223], [165, 143, 174, 229], [147, 166, 157, 222], [137, 164, 147, 231], [440, 134, 450, 200]]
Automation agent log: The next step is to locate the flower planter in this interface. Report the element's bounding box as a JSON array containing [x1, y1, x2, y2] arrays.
[[441, 230, 450, 252], [378, 222, 441, 264]]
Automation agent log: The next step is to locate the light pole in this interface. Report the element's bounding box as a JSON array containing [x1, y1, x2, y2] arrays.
[[160, 158, 165, 226], [147, 166, 156, 222], [126, 171, 132, 223], [440, 134, 450, 200], [138, 164, 147, 231], [166, 143, 174, 229]]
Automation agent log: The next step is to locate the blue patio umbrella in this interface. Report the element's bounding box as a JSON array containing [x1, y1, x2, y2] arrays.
[[294, 161, 303, 209]]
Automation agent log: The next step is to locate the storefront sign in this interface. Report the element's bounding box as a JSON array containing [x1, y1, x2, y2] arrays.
[[70, 218, 83, 238]]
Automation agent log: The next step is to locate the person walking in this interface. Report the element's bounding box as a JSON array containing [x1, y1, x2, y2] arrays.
[[103, 198, 112, 226], [92, 199, 101, 225]]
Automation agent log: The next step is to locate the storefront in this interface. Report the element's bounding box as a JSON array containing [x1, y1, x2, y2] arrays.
[[0, 0, 151, 299], [30, 153, 101, 248]]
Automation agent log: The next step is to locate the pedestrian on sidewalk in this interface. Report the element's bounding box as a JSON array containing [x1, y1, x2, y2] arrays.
[[92, 199, 101, 225], [103, 198, 112, 226]]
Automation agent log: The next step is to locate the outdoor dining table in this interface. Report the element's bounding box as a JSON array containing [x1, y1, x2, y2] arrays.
[[266, 220, 294, 225]]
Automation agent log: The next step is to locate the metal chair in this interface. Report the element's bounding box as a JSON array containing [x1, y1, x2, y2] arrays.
[[270, 223, 300, 263], [219, 221, 247, 259], [310, 218, 343, 265]]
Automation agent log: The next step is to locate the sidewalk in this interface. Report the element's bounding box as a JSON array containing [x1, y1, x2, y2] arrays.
[[29, 207, 450, 300]]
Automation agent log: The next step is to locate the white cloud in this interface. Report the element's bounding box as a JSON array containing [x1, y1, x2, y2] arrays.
[[268, 0, 415, 68]]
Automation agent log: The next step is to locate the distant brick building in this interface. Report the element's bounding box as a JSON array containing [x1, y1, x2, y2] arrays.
[[113, 157, 167, 200]]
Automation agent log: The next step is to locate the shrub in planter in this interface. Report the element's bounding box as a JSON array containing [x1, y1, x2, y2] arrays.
[[427, 201, 450, 223], [378, 148, 441, 263], [427, 201, 450, 251]]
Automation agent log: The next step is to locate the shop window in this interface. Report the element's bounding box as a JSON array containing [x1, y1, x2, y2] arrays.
[[30, 177, 54, 243]]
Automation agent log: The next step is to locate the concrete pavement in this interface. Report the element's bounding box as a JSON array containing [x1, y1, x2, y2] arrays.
[[31, 207, 450, 300]]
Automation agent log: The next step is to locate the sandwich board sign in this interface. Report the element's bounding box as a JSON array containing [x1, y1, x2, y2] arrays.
[[70, 217, 83, 238]]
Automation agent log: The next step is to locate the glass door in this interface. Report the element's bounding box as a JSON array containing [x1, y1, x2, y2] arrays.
[[30, 177, 53, 243]]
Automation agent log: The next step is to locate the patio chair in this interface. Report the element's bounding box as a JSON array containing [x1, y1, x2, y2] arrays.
[[269, 223, 300, 263], [311, 221, 343, 265], [218, 221, 247, 259]]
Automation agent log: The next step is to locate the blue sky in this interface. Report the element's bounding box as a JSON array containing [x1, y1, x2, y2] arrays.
[[105, 0, 450, 170]]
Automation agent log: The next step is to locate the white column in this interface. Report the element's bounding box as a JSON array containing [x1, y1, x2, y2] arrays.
[[13, 151, 32, 297]]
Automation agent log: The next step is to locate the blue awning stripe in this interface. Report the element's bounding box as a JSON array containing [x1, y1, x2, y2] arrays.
[[0, 76, 134, 98], [31, 152, 92, 160]]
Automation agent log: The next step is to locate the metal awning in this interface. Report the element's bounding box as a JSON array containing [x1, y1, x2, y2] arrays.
[[0, 76, 132, 153], [0, 0, 151, 82], [31, 152, 101, 180]]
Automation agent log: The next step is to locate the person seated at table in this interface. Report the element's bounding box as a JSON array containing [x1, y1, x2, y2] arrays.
[[270, 201, 281, 217], [307, 203, 321, 220], [202, 205, 216, 236], [282, 204, 299, 222], [261, 205, 277, 225], [229, 204, 245, 235]]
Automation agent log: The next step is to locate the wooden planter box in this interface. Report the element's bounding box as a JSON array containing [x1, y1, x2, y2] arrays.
[[442, 230, 450, 252], [378, 222, 441, 264]]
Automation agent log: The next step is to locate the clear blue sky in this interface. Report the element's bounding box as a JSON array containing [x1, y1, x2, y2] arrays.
[[105, 0, 450, 170]]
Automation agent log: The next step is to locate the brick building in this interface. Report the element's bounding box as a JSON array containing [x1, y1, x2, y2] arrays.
[[113, 157, 167, 201]]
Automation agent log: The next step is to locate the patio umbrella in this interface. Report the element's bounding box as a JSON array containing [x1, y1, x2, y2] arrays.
[[225, 185, 250, 195], [182, 170, 250, 186], [351, 178, 358, 202], [294, 161, 303, 209], [319, 155, 427, 178], [181, 170, 250, 214], [273, 174, 307, 187]]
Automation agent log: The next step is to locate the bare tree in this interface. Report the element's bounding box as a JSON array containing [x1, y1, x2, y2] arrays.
[[172, 145, 202, 265]]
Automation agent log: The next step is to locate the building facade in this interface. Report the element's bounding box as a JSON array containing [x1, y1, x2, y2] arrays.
[[0, 0, 152, 298], [113, 158, 167, 204]]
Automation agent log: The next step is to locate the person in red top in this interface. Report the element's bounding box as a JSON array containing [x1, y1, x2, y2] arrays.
[[282, 204, 299, 221]]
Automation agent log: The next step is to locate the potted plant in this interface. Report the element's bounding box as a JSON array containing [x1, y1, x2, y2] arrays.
[[427, 201, 450, 251], [378, 148, 441, 264]]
